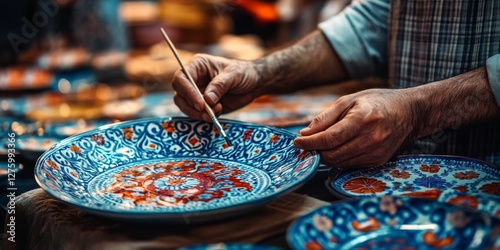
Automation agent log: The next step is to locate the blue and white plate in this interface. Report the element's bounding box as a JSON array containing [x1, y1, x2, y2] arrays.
[[287, 196, 500, 250], [35, 117, 319, 223]]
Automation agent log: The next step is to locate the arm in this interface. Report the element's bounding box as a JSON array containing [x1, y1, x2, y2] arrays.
[[294, 65, 500, 169], [411, 62, 500, 138], [252, 29, 350, 96]]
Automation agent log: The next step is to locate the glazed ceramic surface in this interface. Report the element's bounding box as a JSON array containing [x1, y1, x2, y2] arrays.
[[35, 117, 319, 222], [287, 196, 500, 250], [327, 155, 500, 219], [328, 155, 500, 199], [437, 190, 500, 218]]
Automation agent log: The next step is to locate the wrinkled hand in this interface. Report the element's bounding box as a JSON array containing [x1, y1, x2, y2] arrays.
[[172, 54, 261, 121], [294, 88, 417, 170]]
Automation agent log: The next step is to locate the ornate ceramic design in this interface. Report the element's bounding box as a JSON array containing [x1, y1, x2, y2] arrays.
[[327, 155, 500, 218], [287, 196, 500, 250], [35, 117, 319, 222]]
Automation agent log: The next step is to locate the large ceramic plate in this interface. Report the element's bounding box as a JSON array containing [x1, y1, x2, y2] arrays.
[[35, 117, 319, 223], [327, 155, 500, 217], [287, 196, 500, 250]]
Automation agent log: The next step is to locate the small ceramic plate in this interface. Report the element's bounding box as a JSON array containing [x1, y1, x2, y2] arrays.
[[179, 243, 283, 250], [0, 161, 23, 180], [287, 196, 500, 250], [327, 155, 500, 218], [35, 117, 319, 223], [327, 155, 500, 199]]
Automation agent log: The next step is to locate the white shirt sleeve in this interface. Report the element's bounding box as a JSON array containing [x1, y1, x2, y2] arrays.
[[318, 0, 390, 79]]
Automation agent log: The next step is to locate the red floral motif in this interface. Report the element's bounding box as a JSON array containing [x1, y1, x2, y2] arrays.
[[420, 164, 440, 173], [162, 121, 175, 133], [149, 144, 156, 148], [352, 217, 380, 232], [46, 160, 59, 170], [69, 145, 82, 154], [270, 134, 280, 144], [305, 241, 323, 250], [423, 232, 453, 248], [479, 182, 500, 196], [123, 128, 134, 140], [390, 169, 411, 179], [242, 129, 253, 140], [447, 195, 479, 209], [342, 177, 386, 194], [103, 160, 252, 206], [453, 171, 479, 180], [453, 186, 468, 193], [91, 134, 105, 146]]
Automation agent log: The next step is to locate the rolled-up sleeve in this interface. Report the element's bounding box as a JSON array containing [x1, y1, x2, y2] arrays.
[[486, 54, 500, 108], [319, 0, 390, 79]]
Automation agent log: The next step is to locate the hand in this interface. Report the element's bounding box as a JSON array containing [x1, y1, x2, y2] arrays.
[[294, 88, 416, 170], [172, 54, 261, 121]]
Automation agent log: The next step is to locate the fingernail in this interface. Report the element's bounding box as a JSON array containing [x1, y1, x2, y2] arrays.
[[299, 127, 310, 135], [293, 139, 301, 148], [207, 92, 218, 103]]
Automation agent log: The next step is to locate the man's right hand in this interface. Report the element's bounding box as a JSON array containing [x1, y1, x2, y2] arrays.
[[171, 54, 262, 122]]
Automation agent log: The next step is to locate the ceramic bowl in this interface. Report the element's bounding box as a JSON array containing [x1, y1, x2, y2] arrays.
[[35, 117, 319, 223], [287, 196, 500, 250]]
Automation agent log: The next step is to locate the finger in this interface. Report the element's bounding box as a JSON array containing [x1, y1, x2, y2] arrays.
[[320, 138, 391, 170], [203, 69, 237, 106], [173, 92, 207, 121], [294, 119, 360, 151], [300, 98, 353, 136], [172, 69, 205, 112]]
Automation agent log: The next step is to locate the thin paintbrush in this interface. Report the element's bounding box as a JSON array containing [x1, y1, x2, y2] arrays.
[[160, 27, 232, 146]]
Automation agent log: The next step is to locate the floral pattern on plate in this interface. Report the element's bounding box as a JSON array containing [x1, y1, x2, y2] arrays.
[[327, 155, 500, 218], [35, 117, 319, 223], [287, 196, 500, 250]]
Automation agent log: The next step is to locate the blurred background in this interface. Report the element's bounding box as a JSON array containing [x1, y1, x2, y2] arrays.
[[0, 0, 352, 183]]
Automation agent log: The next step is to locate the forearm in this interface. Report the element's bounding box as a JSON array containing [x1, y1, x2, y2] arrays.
[[252, 29, 349, 95], [407, 67, 500, 138]]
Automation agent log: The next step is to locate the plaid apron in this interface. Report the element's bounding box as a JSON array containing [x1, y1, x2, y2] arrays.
[[388, 0, 500, 165]]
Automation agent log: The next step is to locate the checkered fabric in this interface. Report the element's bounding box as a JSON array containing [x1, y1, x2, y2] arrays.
[[388, 0, 500, 165]]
